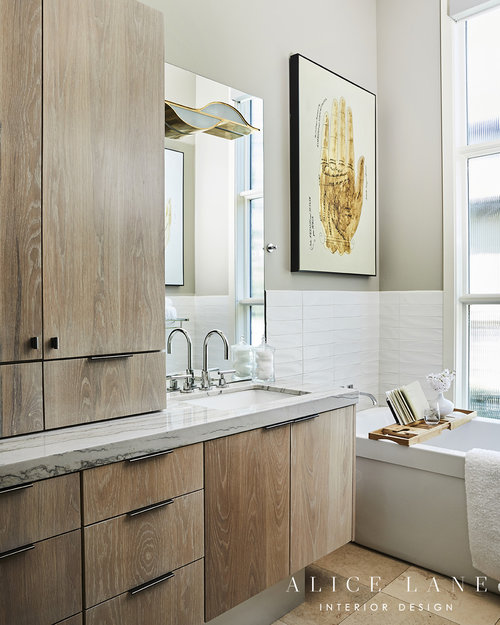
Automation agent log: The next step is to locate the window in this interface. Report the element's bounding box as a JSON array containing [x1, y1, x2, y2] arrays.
[[234, 96, 264, 345], [448, 5, 500, 418]]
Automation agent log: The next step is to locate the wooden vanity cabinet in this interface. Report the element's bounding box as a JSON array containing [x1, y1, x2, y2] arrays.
[[0, 0, 42, 365], [82, 443, 205, 625], [205, 424, 291, 621], [0, 0, 165, 437], [42, 0, 165, 361], [290, 406, 355, 572], [0, 473, 82, 625], [204, 406, 356, 621]]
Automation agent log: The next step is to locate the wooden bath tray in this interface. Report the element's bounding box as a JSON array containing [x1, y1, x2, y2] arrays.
[[369, 409, 476, 446]]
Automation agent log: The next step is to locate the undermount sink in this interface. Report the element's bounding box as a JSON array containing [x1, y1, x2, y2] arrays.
[[181, 387, 305, 410]]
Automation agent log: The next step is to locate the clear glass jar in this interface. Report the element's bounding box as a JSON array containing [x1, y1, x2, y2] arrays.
[[253, 336, 275, 384]]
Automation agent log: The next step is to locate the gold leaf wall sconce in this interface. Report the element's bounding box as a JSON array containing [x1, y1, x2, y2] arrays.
[[165, 100, 259, 140]]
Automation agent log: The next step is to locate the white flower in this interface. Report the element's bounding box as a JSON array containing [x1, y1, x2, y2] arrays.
[[426, 369, 456, 393]]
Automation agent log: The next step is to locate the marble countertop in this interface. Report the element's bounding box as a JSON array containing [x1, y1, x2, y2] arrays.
[[0, 379, 357, 488]]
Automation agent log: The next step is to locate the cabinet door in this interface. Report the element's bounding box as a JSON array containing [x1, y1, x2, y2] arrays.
[[0, 362, 43, 437], [0, 0, 42, 363], [42, 0, 164, 359], [0, 530, 82, 625], [205, 426, 290, 621], [290, 407, 355, 573]]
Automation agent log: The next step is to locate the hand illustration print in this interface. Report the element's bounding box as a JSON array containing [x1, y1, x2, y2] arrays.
[[319, 97, 365, 254]]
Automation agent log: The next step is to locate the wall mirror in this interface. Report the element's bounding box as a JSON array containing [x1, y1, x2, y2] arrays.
[[164, 63, 264, 374]]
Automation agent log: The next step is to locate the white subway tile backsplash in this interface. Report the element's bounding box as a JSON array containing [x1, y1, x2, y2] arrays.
[[303, 330, 334, 346], [303, 305, 334, 320], [264, 289, 443, 401], [267, 319, 302, 337], [303, 356, 335, 375], [266, 290, 303, 307], [274, 347, 303, 365], [274, 360, 303, 379], [399, 291, 443, 305], [304, 291, 335, 306], [303, 317, 335, 333], [266, 306, 302, 321], [303, 344, 334, 360], [269, 333, 303, 349]]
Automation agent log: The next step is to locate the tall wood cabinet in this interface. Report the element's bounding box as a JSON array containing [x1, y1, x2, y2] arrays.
[[0, 0, 165, 436], [205, 406, 356, 621]]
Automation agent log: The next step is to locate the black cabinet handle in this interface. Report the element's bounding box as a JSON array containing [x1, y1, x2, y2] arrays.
[[50, 337, 59, 349], [0, 543, 35, 560], [0, 482, 33, 496], [129, 571, 175, 595], [127, 498, 174, 518], [264, 414, 320, 430], [128, 449, 173, 463], [88, 354, 133, 361], [30, 337, 39, 350], [263, 419, 294, 430], [293, 414, 319, 424]]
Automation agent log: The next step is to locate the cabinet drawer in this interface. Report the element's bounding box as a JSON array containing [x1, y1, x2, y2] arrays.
[[0, 530, 82, 625], [84, 490, 204, 607], [0, 473, 80, 553], [44, 351, 165, 429], [85, 558, 204, 625], [0, 362, 43, 437], [82, 442, 203, 525]]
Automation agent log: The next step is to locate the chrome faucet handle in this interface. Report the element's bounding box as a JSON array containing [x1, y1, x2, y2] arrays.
[[217, 369, 236, 387], [166, 375, 179, 392], [200, 367, 220, 390], [171, 372, 196, 393]]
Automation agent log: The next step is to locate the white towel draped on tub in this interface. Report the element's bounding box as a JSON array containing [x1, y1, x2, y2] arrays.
[[465, 448, 500, 581]]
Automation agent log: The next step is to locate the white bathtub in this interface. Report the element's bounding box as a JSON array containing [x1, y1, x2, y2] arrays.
[[355, 407, 500, 592]]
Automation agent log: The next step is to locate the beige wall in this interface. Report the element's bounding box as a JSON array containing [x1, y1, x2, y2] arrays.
[[142, 0, 379, 291], [377, 0, 443, 291]]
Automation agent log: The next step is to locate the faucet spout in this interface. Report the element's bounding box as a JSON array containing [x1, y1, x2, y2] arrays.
[[201, 329, 229, 389], [167, 328, 193, 373]]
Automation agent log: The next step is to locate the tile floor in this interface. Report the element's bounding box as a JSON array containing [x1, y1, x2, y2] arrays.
[[273, 543, 500, 625]]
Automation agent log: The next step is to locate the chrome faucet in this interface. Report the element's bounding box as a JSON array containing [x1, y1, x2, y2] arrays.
[[344, 384, 378, 406], [167, 328, 195, 391], [201, 329, 229, 389]]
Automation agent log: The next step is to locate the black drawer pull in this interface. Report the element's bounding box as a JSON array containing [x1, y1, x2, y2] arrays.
[[0, 543, 35, 560], [128, 449, 173, 463], [129, 571, 175, 595], [293, 414, 319, 424], [0, 482, 33, 496], [127, 498, 174, 517], [263, 419, 294, 430], [50, 336, 59, 349], [30, 337, 39, 350], [88, 353, 134, 361]]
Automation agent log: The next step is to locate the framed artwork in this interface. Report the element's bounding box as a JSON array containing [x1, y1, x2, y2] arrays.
[[165, 148, 184, 286], [290, 54, 376, 276]]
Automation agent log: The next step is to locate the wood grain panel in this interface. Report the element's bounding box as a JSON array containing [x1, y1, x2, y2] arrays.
[[0, 473, 80, 553], [58, 616, 82, 625], [0, 362, 43, 437], [82, 442, 203, 525], [0, 0, 42, 363], [0, 530, 82, 625], [86, 558, 204, 625], [290, 407, 355, 573], [42, 0, 164, 359], [44, 351, 165, 430], [84, 490, 203, 608], [204, 426, 290, 621]]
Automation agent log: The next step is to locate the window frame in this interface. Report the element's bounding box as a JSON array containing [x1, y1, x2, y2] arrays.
[[233, 96, 264, 345], [442, 0, 500, 412]]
